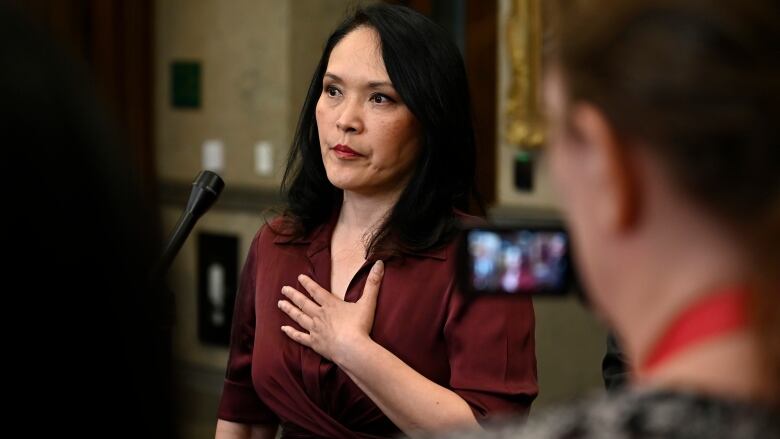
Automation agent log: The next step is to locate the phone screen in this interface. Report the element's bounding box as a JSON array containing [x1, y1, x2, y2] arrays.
[[459, 227, 573, 296]]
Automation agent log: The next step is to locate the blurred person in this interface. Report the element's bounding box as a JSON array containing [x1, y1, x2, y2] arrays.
[[214, 4, 538, 439], [434, 0, 780, 437], [1, 4, 174, 438]]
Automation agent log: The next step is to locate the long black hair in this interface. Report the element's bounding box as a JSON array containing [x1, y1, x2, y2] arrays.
[[280, 3, 480, 255]]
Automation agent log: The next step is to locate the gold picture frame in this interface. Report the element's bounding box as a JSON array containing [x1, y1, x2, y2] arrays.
[[505, 0, 545, 150]]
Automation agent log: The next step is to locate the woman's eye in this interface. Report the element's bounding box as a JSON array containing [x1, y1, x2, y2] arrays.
[[325, 86, 341, 97], [370, 93, 392, 104]]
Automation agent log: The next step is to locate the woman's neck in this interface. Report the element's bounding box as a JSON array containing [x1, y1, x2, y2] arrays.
[[338, 189, 402, 236]]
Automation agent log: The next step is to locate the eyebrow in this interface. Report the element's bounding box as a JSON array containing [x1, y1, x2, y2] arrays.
[[324, 72, 393, 89]]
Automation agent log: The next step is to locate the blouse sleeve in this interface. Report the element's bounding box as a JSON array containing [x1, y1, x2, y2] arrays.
[[444, 279, 538, 423], [217, 230, 278, 425]]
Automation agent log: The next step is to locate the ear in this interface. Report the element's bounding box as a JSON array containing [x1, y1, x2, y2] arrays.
[[570, 103, 639, 233]]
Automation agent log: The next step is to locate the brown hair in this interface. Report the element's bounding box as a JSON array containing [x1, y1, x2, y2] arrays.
[[553, 0, 780, 401]]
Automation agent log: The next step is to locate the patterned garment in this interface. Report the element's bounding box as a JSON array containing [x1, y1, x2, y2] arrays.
[[438, 389, 780, 439]]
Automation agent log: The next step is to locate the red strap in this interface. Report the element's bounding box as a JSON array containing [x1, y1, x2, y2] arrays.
[[641, 286, 749, 373]]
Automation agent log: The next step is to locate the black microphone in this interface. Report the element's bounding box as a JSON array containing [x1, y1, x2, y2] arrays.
[[154, 170, 225, 279]]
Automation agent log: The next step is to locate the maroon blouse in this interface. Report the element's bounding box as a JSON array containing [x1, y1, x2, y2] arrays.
[[217, 214, 538, 437]]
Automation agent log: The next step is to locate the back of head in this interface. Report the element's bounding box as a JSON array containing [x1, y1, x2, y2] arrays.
[[0, 5, 173, 436], [553, 0, 780, 402], [282, 4, 479, 255]]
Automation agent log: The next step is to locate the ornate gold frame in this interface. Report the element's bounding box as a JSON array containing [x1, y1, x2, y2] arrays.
[[505, 0, 545, 150]]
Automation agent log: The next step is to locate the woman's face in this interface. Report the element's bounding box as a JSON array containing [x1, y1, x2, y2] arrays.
[[315, 26, 422, 197]]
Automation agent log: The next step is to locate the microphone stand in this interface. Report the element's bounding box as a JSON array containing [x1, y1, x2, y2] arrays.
[[152, 170, 225, 281]]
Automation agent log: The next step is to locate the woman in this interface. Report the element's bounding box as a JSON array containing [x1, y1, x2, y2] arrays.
[[215, 5, 537, 438], [446, 0, 780, 437]]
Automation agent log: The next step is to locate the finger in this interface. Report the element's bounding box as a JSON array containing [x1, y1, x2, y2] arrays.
[[298, 274, 333, 305], [281, 285, 319, 316], [281, 325, 312, 347], [358, 260, 384, 308], [277, 299, 314, 331]]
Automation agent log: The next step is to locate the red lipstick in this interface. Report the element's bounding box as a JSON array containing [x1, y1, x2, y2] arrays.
[[332, 144, 363, 159]]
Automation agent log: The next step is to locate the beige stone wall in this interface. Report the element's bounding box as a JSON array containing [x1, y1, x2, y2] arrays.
[[155, 0, 291, 187]]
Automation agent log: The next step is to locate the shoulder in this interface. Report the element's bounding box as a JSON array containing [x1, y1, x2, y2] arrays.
[[253, 216, 299, 244], [264, 216, 293, 238], [453, 209, 487, 229], [242, 217, 296, 260], [430, 210, 486, 256], [409, 211, 484, 262], [426, 211, 485, 256]]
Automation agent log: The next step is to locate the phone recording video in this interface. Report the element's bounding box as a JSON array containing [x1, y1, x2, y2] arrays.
[[458, 226, 574, 296]]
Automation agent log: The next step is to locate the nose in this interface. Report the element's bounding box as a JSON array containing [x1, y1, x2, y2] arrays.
[[335, 97, 364, 134]]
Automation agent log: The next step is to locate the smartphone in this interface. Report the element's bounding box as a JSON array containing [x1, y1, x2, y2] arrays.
[[458, 225, 575, 296]]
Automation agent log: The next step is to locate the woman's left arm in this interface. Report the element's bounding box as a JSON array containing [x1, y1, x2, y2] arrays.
[[277, 261, 480, 437]]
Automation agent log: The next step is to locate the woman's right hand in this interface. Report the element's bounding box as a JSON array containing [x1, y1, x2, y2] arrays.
[[278, 261, 384, 365], [215, 419, 278, 439]]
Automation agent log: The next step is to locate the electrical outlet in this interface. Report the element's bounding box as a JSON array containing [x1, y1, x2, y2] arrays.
[[255, 141, 273, 176], [203, 139, 224, 172]]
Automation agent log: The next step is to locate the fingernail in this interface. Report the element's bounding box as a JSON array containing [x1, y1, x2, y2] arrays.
[[277, 300, 283, 308], [372, 260, 384, 274]]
